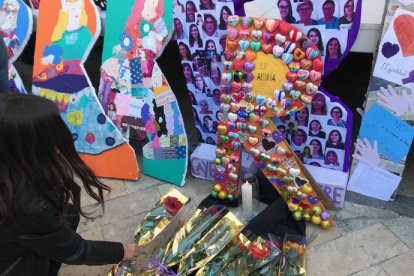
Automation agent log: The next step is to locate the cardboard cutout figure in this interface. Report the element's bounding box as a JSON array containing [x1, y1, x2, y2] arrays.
[[213, 17, 335, 228], [0, 0, 32, 92], [32, 0, 139, 180], [98, 0, 188, 186]]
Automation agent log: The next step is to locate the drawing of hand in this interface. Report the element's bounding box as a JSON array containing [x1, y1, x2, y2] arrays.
[[378, 85, 410, 116], [353, 138, 380, 167]]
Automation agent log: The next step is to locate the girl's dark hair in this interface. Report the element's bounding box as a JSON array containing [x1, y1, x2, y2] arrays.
[[309, 119, 322, 131], [327, 129, 343, 144], [192, 106, 201, 124], [185, 1, 197, 22], [0, 94, 110, 224], [330, 106, 343, 118], [278, 0, 296, 23], [219, 6, 232, 30], [178, 41, 191, 60], [326, 37, 342, 58], [204, 39, 217, 52], [307, 28, 324, 53], [189, 24, 203, 48], [295, 107, 309, 126], [310, 139, 323, 156]]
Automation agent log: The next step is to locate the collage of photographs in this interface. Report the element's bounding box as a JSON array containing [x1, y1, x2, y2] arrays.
[[174, 0, 234, 145], [271, 90, 351, 172], [277, 0, 357, 65]]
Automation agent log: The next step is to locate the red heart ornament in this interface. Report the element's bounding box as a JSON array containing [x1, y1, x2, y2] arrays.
[[286, 72, 298, 82], [231, 91, 246, 103], [393, 14, 414, 57], [278, 21, 291, 35], [233, 60, 244, 71], [312, 59, 324, 71], [231, 82, 242, 92]]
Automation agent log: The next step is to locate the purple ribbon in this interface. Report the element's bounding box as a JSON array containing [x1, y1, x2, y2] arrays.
[[148, 258, 177, 276]]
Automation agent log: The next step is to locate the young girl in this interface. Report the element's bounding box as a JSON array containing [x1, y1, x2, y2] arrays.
[[0, 94, 138, 275]]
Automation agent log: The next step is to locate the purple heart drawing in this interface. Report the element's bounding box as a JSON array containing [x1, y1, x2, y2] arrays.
[[381, 42, 400, 59], [308, 195, 320, 204], [215, 174, 226, 182], [272, 131, 286, 143]]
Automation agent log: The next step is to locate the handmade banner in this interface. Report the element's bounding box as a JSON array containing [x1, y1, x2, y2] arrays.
[[98, 0, 188, 186], [32, 0, 139, 180], [373, 8, 414, 87], [0, 0, 33, 92], [173, 0, 234, 145], [276, 0, 362, 78], [212, 16, 335, 228]]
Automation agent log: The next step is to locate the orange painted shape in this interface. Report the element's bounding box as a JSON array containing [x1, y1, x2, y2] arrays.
[[80, 143, 140, 180], [394, 14, 414, 57]]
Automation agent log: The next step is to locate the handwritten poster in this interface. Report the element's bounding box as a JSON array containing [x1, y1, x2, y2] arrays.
[[373, 8, 414, 86], [358, 104, 414, 164]]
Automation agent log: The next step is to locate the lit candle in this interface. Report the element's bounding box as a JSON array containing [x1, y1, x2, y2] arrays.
[[241, 181, 253, 219]]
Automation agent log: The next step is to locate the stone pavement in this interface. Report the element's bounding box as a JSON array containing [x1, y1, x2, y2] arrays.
[[58, 163, 414, 276]]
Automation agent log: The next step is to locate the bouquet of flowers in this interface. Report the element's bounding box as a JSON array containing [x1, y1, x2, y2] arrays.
[[157, 205, 229, 267], [278, 234, 307, 276], [196, 233, 251, 276], [108, 188, 189, 276], [178, 212, 244, 276]]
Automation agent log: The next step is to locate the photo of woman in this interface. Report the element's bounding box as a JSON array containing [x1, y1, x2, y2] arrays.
[[326, 37, 342, 59], [205, 39, 218, 53], [202, 115, 213, 132], [308, 119, 326, 138], [191, 52, 200, 71], [310, 139, 324, 159], [178, 41, 191, 60], [212, 88, 221, 106], [173, 0, 185, 14], [324, 150, 340, 166], [174, 18, 187, 39], [307, 28, 324, 56], [186, 1, 197, 22], [182, 63, 195, 84], [278, 0, 296, 23], [326, 129, 345, 149], [200, 0, 215, 10], [195, 74, 207, 93], [317, 0, 339, 29], [189, 24, 203, 48], [192, 106, 201, 126], [296, 0, 317, 26], [339, 0, 354, 26], [199, 98, 213, 114], [295, 107, 309, 126], [327, 106, 347, 127], [302, 145, 312, 159], [219, 5, 232, 30], [202, 13, 218, 37], [311, 93, 328, 115], [291, 128, 307, 151]]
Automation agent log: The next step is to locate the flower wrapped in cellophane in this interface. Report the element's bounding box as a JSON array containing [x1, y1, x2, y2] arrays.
[[278, 234, 307, 276], [156, 205, 229, 268], [196, 233, 251, 276], [178, 212, 244, 275], [108, 188, 189, 276]]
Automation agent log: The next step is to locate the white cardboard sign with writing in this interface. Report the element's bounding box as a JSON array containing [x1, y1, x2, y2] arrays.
[[373, 8, 414, 87]]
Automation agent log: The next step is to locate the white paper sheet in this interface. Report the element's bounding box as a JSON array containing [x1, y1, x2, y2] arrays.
[[347, 162, 402, 201]]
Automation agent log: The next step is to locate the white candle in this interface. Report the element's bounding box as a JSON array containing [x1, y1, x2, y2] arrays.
[[241, 181, 253, 219]]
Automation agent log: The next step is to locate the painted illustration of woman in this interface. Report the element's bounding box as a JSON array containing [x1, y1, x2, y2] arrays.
[[0, 0, 20, 59], [32, 0, 126, 156]]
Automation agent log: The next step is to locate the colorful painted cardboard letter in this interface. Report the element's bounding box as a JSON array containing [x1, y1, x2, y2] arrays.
[[213, 17, 335, 228], [0, 0, 33, 92], [32, 0, 139, 180], [98, 0, 188, 186]]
